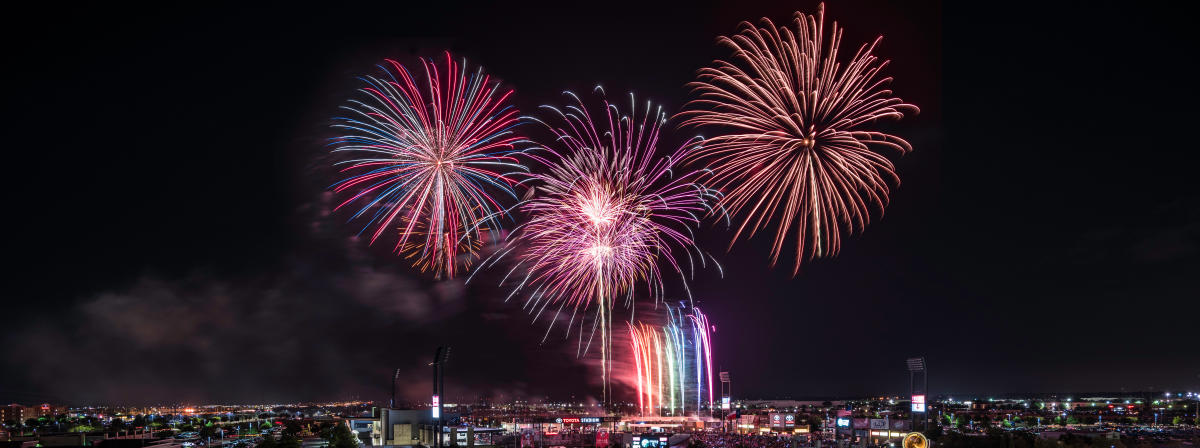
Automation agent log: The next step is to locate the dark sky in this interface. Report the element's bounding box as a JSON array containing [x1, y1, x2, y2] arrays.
[[3, 0, 1197, 405]]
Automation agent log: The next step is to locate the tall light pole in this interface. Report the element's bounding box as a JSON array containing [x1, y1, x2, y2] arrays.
[[906, 357, 928, 433], [719, 372, 731, 433], [391, 368, 402, 409], [432, 347, 451, 448]]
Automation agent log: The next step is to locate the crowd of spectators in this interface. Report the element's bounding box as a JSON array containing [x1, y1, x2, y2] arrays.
[[692, 431, 798, 448]]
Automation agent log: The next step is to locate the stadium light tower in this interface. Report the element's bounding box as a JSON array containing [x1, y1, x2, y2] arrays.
[[720, 371, 732, 432], [432, 346, 451, 448], [390, 368, 402, 408], [906, 357, 928, 432]]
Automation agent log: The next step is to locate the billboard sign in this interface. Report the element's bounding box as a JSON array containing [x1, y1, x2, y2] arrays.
[[636, 436, 666, 448], [870, 419, 888, 430], [836, 418, 850, 428], [722, 397, 731, 410], [555, 417, 601, 424], [535, 416, 617, 424], [784, 414, 796, 427], [911, 395, 926, 413], [770, 413, 783, 428], [432, 395, 440, 418], [595, 429, 609, 447]]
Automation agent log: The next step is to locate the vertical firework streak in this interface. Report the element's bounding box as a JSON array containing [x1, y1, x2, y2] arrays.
[[628, 306, 714, 417], [691, 309, 715, 410], [680, 4, 918, 275], [472, 88, 721, 406], [664, 307, 688, 414], [631, 322, 647, 414], [330, 53, 524, 278], [694, 320, 702, 411], [666, 310, 680, 413]]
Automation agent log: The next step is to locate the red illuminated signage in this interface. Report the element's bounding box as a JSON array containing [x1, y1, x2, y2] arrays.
[[911, 395, 926, 413]]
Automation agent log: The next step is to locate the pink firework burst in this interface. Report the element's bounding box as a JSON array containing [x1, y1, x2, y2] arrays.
[[475, 88, 721, 404]]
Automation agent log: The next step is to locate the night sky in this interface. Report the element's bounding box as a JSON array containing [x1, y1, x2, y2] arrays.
[[4, 0, 1197, 405]]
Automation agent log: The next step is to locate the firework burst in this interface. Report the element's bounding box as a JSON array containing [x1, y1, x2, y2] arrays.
[[475, 87, 721, 404], [629, 305, 714, 417], [681, 4, 918, 275], [330, 53, 524, 278]]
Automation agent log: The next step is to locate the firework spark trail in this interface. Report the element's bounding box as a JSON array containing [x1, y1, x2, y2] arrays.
[[330, 52, 525, 278], [692, 312, 702, 411], [631, 322, 647, 413], [680, 4, 918, 275], [696, 307, 710, 408], [473, 88, 722, 405], [628, 306, 714, 417]]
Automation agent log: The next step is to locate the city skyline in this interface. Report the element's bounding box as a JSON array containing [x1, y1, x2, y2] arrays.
[[3, 0, 1197, 407]]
